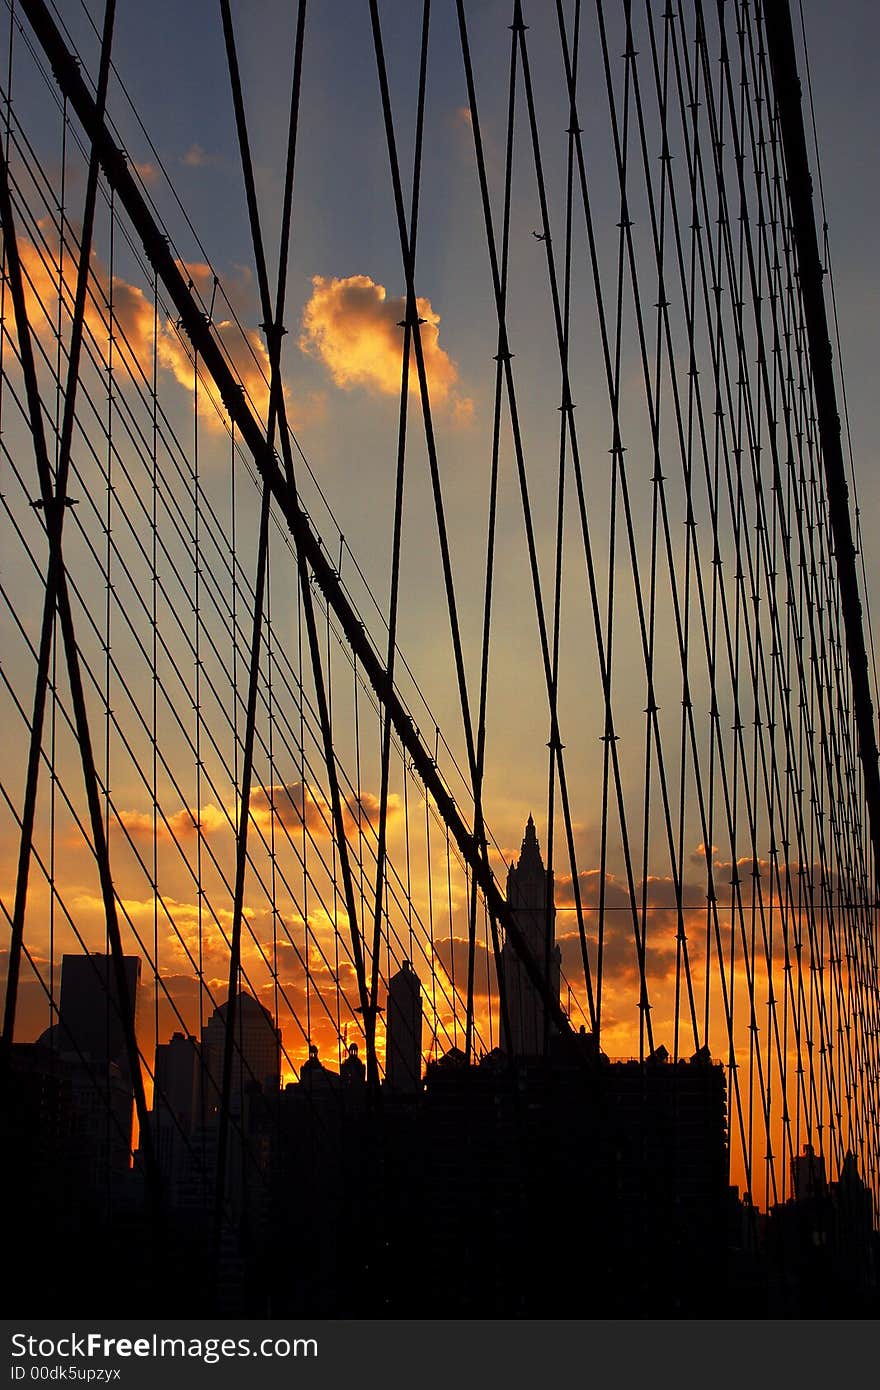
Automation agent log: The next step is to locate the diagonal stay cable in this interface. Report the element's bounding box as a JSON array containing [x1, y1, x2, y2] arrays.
[[16, 0, 575, 1053], [0, 53, 163, 1233], [214, 0, 313, 1277], [0, 144, 490, 1075], [2, 0, 115, 1051], [457, 0, 604, 1036], [367, 0, 431, 1077], [367, 0, 552, 1054]]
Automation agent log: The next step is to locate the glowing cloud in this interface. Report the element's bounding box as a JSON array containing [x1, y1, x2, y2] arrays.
[[132, 159, 159, 185], [114, 782, 400, 855], [116, 804, 230, 845], [181, 143, 221, 169], [300, 273, 473, 422], [10, 229, 321, 434], [250, 780, 401, 842]]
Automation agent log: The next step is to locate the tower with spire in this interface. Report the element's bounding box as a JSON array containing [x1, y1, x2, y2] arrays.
[[500, 815, 561, 1056]]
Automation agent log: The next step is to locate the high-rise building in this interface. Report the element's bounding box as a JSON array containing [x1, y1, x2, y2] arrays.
[[154, 1031, 200, 1133], [56, 951, 141, 1077], [791, 1142, 827, 1200], [35, 952, 142, 1181], [499, 815, 561, 1056], [385, 958, 422, 1093], [151, 1031, 201, 1205], [201, 990, 282, 1114]]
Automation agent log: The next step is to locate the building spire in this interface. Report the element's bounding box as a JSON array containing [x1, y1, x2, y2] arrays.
[[501, 814, 560, 1057], [516, 813, 543, 876]]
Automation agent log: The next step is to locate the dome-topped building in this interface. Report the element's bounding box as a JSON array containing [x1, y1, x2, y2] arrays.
[[201, 989, 282, 1112]]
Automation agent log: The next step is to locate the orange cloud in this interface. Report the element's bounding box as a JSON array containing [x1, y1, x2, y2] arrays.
[[11, 228, 319, 434], [16, 227, 153, 381], [251, 780, 401, 842], [181, 143, 221, 169], [132, 159, 159, 185], [299, 273, 473, 422], [114, 782, 400, 855], [116, 803, 230, 845]]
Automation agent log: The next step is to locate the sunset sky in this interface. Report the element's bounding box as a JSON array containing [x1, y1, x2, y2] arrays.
[[1, 0, 878, 1207]]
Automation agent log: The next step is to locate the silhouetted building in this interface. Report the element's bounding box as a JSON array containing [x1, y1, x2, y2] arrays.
[[791, 1142, 826, 1200], [416, 1041, 729, 1316], [262, 1043, 381, 1317], [152, 1031, 200, 1203], [3, 1041, 136, 1312], [55, 951, 141, 1078], [7, 955, 875, 1320], [385, 958, 422, 1093], [833, 1151, 878, 1302], [34, 952, 142, 1178], [341, 1041, 366, 1087], [764, 1145, 879, 1316], [500, 815, 560, 1056], [598, 1047, 729, 1313], [155, 1030, 200, 1131], [298, 1042, 340, 1093], [201, 990, 281, 1114]]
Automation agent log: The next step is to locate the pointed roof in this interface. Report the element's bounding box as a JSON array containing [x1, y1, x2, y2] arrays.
[[514, 813, 545, 877]]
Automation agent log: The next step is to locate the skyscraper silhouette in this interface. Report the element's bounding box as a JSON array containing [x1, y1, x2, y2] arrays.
[[500, 816, 561, 1056], [201, 990, 282, 1113], [385, 959, 423, 1092], [154, 1031, 200, 1133], [151, 1031, 200, 1202], [56, 951, 141, 1077], [35, 952, 142, 1182]]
